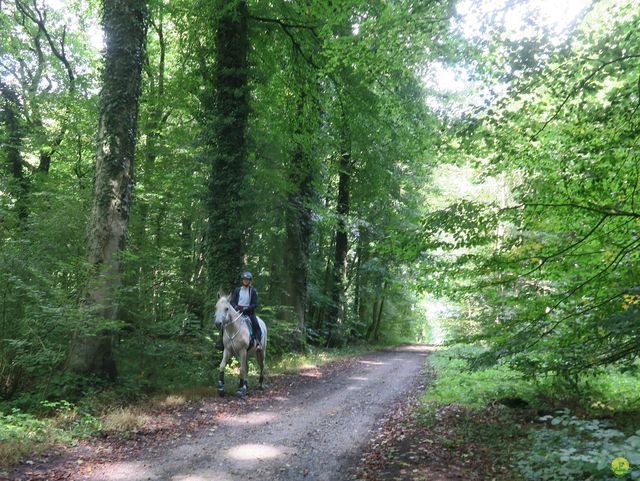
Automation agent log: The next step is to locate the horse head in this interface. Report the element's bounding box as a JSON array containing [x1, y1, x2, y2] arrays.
[[214, 296, 233, 329]]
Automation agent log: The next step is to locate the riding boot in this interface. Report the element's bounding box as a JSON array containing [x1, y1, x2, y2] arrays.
[[250, 315, 262, 350]]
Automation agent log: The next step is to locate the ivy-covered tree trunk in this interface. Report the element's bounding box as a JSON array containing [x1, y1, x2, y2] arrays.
[[66, 0, 147, 380], [205, 0, 250, 295], [0, 81, 28, 224]]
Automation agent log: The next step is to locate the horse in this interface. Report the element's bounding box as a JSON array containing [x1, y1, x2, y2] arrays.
[[214, 295, 267, 396]]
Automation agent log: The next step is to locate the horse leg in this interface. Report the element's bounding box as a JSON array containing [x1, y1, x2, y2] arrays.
[[218, 348, 230, 396], [236, 350, 248, 396], [257, 349, 265, 389]]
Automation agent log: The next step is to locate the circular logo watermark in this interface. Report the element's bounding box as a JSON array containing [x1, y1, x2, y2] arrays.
[[611, 457, 630, 478]]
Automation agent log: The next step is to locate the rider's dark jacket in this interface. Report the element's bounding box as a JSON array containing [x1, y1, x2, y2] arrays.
[[230, 286, 259, 316]]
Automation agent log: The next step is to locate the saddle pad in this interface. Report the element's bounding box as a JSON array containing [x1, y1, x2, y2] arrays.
[[242, 315, 258, 342]]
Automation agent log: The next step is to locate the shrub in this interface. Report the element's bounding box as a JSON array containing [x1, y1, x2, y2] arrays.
[[516, 411, 640, 481]]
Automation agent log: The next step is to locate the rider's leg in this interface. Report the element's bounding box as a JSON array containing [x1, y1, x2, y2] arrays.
[[250, 314, 262, 350]]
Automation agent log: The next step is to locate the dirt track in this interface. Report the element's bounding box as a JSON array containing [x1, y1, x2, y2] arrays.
[[14, 346, 432, 481]]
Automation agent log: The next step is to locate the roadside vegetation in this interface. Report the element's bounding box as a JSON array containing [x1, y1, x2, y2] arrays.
[[0, 345, 374, 469], [417, 345, 640, 481]]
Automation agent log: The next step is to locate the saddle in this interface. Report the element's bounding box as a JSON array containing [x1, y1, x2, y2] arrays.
[[242, 315, 262, 348]]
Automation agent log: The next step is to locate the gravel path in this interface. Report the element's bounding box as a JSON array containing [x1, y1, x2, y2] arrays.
[[82, 345, 431, 481]]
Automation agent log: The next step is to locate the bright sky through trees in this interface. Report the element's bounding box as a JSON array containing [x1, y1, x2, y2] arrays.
[[456, 0, 591, 42], [425, 0, 592, 114], [48, 0, 104, 50]]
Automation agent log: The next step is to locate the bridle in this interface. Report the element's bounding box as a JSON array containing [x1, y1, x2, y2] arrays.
[[223, 306, 243, 327], [219, 300, 245, 356]]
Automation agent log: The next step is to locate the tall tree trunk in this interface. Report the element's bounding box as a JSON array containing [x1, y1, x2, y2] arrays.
[[366, 281, 386, 342], [284, 93, 314, 341], [372, 295, 385, 341], [0, 81, 28, 223], [205, 0, 250, 295], [66, 0, 148, 380], [327, 134, 352, 347]]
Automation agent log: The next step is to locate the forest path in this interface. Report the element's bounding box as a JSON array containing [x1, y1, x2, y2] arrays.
[[75, 345, 431, 481]]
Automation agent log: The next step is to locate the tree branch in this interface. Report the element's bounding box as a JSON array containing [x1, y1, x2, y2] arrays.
[[249, 15, 319, 32], [16, 0, 75, 86], [532, 54, 640, 139], [504, 202, 640, 218]]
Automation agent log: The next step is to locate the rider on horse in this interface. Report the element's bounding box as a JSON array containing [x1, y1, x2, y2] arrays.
[[230, 272, 263, 351]]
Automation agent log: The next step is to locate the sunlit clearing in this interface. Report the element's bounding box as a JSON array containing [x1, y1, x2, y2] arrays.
[[420, 296, 453, 345], [227, 444, 284, 461], [349, 376, 369, 381], [357, 360, 385, 365], [219, 412, 277, 426]]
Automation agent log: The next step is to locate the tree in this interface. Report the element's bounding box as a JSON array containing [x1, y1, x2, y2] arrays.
[[203, 0, 250, 297], [420, 0, 640, 378], [67, 0, 148, 379], [0, 80, 27, 223]]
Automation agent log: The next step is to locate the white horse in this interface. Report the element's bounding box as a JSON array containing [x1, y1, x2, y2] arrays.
[[214, 295, 267, 396]]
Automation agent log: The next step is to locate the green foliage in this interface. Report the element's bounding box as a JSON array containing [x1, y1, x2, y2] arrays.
[[425, 343, 640, 481], [423, 345, 536, 408], [0, 401, 101, 467], [516, 411, 640, 481], [418, 0, 640, 382]]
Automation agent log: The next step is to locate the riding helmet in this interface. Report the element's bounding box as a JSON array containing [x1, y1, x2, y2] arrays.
[[241, 271, 253, 281]]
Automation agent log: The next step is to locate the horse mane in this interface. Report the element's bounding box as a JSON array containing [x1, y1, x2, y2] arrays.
[[216, 295, 235, 310]]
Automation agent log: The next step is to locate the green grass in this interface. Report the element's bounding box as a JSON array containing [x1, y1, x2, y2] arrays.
[[422, 344, 640, 416], [267, 344, 373, 374], [0, 402, 101, 468], [422, 345, 537, 408]]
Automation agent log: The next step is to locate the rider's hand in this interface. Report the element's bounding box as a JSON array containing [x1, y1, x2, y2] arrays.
[[238, 306, 244, 313]]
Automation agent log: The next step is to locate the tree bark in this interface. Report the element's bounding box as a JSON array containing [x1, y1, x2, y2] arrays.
[[284, 93, 314, 340], [327, 135, 352, 347], [205, 0, 250, 295], [366, 281, 386, 341], [0, 81, 28, 223], [66, 0, 148, 380]]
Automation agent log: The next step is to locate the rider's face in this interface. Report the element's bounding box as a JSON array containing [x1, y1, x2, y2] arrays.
[[242, 278, 251, 286]]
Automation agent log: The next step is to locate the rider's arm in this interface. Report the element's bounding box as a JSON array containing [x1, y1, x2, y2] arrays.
[[230, 288, 240, 308], [248, 288, 259, 311]]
